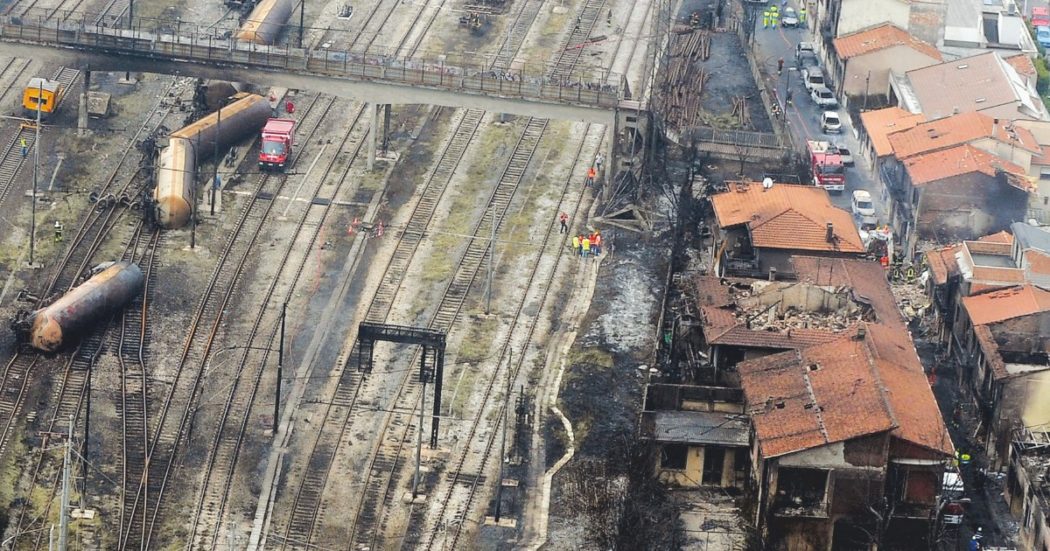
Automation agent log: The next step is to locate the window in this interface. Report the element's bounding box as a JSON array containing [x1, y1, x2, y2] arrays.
[[776, 467, 829, 508], [661, 444, 688, 470]]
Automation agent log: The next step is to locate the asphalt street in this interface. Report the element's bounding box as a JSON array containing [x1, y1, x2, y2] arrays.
[[749, 4, 891, 222]]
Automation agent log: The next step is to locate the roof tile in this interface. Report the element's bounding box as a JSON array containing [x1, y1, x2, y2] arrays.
[[860, 107, 926, 157], [962, 284, 1050, 325], [888, 111, 1040, 159], [834, 24, 942, 62], [711, 183, 865, 254], [903, 144, 1028, 187]]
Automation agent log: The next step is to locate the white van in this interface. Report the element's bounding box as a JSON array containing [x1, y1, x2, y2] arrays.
[[802, 67, 825, 93]]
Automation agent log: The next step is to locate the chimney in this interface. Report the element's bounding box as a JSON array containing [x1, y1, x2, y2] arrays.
[[855, 325, 867, 340], [825, 222, 834, 243], [993, 118, 999, 136], [768, 267, 778, 281]]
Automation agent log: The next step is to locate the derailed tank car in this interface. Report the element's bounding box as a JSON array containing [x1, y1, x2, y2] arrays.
[[12, 261, 144, 352], [237, 0, 293, 44], [153, 93, 270, 229]]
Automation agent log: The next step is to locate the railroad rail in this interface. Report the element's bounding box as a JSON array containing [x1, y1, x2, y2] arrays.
[[420, 126, 605, 550], [123, 93, 335, 550], [185, 96, 373, 550]]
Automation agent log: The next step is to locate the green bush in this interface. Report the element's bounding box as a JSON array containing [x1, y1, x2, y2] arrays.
[[1036, 57, 1050, 95]]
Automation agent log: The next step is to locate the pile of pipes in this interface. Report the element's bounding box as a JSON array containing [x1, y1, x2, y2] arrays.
[[731, 95, 751, 128], [662, 30, 713, 129]]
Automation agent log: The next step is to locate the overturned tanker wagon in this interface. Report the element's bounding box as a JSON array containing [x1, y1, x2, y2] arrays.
[[153, 93, 270, 229], [11, 261, 144, 352]]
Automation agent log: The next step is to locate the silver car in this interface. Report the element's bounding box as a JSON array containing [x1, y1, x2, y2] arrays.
[[782, 7, 798, 27], [811, 87, 837, 108]]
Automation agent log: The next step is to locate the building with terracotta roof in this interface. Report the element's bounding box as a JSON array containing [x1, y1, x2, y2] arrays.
[[740, 323, 953, 550], [710, 182, 865, 278], [858, 107, 926, 168], [830, 24, 942, 102], [952, 284, 1050, 466], [878, 114, 1036, 257], [812, 0, 946, 56], [890, 51, 1048, 122]]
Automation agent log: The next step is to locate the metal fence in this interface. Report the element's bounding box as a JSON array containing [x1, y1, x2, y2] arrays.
[[0, 8, 625, 109]]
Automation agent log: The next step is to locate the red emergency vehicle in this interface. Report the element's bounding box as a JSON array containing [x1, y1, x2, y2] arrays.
[[807, 140, 845, 192], [259, 118, 294, 171]]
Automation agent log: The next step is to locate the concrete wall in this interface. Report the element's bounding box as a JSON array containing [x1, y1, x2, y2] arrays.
[[842, 46, 940, 97], [971, 137, 1035, 172]]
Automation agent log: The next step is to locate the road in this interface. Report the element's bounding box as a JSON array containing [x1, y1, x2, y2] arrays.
[[749, 3, 891, 222]]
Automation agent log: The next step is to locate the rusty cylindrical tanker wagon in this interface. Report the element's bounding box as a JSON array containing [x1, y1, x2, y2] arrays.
[[11, 261, 145, 352], [236, 0, 294, 45], [153, 93, 270, 229]]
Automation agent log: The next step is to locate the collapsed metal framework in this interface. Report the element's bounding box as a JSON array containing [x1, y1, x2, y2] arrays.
[[358, 322, 446, 448]]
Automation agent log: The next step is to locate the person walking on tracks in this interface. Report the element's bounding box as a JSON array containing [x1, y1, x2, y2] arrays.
[[587, 166, 597, 187], [20, 138, 28, 158], [559, 212, 569, 234], [571, 234, 580, 256], [591, 230, 602, 256], [581, 235, 591, 258]]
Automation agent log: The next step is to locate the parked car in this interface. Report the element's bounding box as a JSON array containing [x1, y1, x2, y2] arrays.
[[1038, 25, 1050, 49], [835, 143, 854, 165], [851, 190, 875, 217], [811, 86, 838, 107], [795, 41, 817, 66], [781, 7, 798, 27], [821, 111, 842, 133], [1033, 6, 1050, 27], [801, 66, 826, 93]]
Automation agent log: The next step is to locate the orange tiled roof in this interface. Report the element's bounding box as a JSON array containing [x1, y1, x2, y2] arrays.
[[974, 324, 1009, 380], [1026, 250, 1050, 276], [1005, 54, 1037, 78], [888, 111, 1040, 159], [904, 144, 1027, 186], [962, 284, 1050, 325], [740, 324, 954, 458], [834, 24, 942, 62], [790, 256, 903, 325], [861, 107, 926, 157], [711, 183, 864, 254], [1033, 145, 1050, 166]]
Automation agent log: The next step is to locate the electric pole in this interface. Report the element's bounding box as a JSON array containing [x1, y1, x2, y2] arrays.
[[59, 415, 72, 551], [212, 106, 220, 216], [485, 203, 495, 314], [495, 349, 512, 521], [30, 80, 41, 267], [274, 302, 285, 434]]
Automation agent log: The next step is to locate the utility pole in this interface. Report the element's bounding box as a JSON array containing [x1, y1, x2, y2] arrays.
[[413, 364, 426, 499], [274, 302, 285, 434], [49, 524, 55, 551], [298, 0, 305, 48], [30, 80, 41, 268], [212, 106, 220, 216], [495, 348, 512, 521], [192, 133, 199, 249], [485, 203, 495, 314], [59, 415, 72, 551], [862, 70, 871, 111]]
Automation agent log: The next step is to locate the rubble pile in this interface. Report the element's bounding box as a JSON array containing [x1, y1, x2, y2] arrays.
[[890, 279, 930, 320], [743, 306, 862, 333]]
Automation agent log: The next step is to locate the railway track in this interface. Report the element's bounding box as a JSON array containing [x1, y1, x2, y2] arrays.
[[548, 0, 608, 82], [0, 77, 182, 477], [117, 227, 160, 550], [274, 104, 485, 551], [0, 66, 78, 211], [185, 97, 373, 550], [122, 93, 336, 550], [419, 126, 605, 550], [348, 117, 548, 551]]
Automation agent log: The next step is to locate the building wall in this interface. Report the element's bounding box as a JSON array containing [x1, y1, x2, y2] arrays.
[[838, 0, 910, 37], [993, 373, 1050, 467], [655, 443, 744, 488], [1007, 451, 1050, 551], [841, 46, 940, 97], [915, 173, 1028, 243], [971, 136, 1036, 173]]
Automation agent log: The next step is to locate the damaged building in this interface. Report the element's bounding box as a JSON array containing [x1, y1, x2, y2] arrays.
[[1005, 428, 1050, 551], [952, 284, 1050, 468], [709, 183, 866, 279], [740, 322, 954, 551]]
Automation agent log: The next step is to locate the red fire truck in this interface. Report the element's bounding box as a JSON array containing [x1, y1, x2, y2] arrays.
[[807, 140, 845, 192], [259, 118, 294, 171]]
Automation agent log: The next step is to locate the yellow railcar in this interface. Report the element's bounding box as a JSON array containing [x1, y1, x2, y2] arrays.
[[22, 77, 64, 118]]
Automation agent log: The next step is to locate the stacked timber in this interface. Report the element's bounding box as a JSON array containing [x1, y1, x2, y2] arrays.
[[662, 31, 713, 130]]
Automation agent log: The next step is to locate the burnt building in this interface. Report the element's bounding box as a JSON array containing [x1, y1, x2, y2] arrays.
[[1005, 428, 1050, 551], [709, 182, 866, 279], [740, 323, 954, 551], [952, 284, 1050, 468]]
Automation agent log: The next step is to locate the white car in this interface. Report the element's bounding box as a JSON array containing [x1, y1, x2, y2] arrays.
[[810, 87, 837, 108], [821, 111, 841, 133], [801, 67, 826, 93], [835, 144, 853, 166], [782, 7, 798, 27], [851, 190, 875, 217]]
